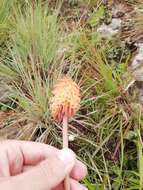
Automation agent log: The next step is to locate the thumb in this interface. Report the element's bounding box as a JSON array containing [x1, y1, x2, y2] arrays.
[[0, 149, 76, 190]]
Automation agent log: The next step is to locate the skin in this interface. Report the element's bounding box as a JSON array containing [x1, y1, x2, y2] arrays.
[[0, 140, 87, 190]]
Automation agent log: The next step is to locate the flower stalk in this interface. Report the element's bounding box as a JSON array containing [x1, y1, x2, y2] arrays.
[[63, 114, 70, 190]]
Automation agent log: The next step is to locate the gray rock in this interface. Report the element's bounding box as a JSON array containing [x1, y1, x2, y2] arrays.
[[97, 24, 118, 38], [97, 18, 122, 39], [131, 42, 143, 81], [110, 18, 122, 30]]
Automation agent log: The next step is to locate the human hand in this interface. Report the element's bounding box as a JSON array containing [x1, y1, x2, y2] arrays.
[[0, 140, 87, 190]]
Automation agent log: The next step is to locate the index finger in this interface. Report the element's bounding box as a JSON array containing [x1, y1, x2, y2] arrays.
[[0, 140, 59, 165]]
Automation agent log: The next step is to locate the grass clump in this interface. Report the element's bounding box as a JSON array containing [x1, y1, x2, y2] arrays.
[[0, 1, 64, 141]]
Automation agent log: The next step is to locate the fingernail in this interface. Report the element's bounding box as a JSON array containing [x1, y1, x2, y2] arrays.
[[58, 149, 76, 172]]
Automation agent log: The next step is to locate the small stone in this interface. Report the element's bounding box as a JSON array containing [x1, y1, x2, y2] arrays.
[[109, 18, 122, 30], [97, 18, 121, 39], [69, 134, 78, 141], [97, 24, 119, 38], [131, 42, 143, 81]]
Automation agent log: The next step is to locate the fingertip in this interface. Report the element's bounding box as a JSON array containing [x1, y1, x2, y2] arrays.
[[70, 160, 87, 180], [58, 149, 76, 173]]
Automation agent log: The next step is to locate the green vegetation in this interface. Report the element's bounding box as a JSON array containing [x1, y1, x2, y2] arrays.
[[0, 0, 143, 189]]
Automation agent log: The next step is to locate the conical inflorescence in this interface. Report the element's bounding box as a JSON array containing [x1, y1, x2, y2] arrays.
[[50, 76, 80, 122]]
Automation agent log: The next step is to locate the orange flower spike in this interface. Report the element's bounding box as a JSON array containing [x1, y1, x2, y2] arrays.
[[50, 76, 81, 122]]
